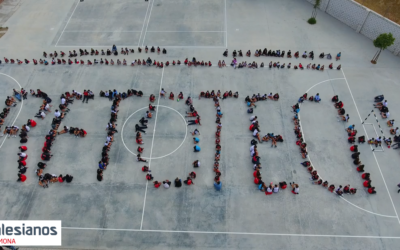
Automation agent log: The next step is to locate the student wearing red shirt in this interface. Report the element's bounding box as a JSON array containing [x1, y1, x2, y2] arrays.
[[350, 145, 358, 152], [82, 90, 89, 103], [363, 180, 371, 188], [184, 177, 193, 185], [19, 146, 27, 152], [356, 164, 365, 172], [189, 172, 196, 179], [146, 172, 153, 181], [58, 174, 64, 183], [80, 129, 87, 137], [368, 187, 376, 194], [27, 119, 36, 128], [187, 116, 201, 126], [361, 173, 370, 180], [18, 159, 26, 168], [153, 181, 161, 188], [17, 173, 26, 182]]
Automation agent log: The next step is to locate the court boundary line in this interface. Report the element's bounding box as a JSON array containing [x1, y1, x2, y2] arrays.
[[54, 0, 227, 48], [138, 0, 152, 47], [62, 227, 400, 239], [62, 31, 143, 33], [139, 67, 165, 230], [145, 31, 226, 33], [298, 77, 398, 219], [140, 0, 155, 47], [225, 0, 228, 48], [55, 0, 80, 47]]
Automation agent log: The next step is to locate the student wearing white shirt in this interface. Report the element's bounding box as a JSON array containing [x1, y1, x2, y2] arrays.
[[18, 152, 27, 159], [374, 100, 387, 109], [250, 115, 257, 121], [163, 180, 171, 188], [375, 137, 382, 147], [290, 182, 299, 194], [273, 185, 279, 193], [160, 88, 166, 98], [253, 129, 261, 142], [381, 111, 390, 119], [253, 163, 261, 170], [250, 145, 255, 153], [265, 185, 273, 195], [54, 110, 61, 118], [35, 110, 46, 119], [22, 124, 30, 132], [44, 103, 51, 112]]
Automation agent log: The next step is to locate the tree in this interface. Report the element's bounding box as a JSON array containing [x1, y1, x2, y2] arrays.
[[308, 0, 321, 25], [371, 33, 395, 64], [311, 0, 321, 18]]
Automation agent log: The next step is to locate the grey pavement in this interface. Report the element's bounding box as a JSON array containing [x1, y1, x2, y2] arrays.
[[0, 0, 400, 250]]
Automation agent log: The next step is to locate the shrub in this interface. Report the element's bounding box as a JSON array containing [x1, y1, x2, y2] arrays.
[[308, 17, 316, 25]]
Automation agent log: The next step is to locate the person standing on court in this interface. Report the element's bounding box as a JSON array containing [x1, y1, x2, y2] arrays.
[[82, 90, 89, 103]]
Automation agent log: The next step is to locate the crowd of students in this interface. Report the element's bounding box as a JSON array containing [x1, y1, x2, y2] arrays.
[[44, 45, 167, 58], [222, 49, 342, 70], [245, 94, 289, 194], [199, 90, 238, 100], [378, 95, 400, 148], [334, 95, 376, 194], [211, 93, 223, 190], [10, 88, 75, 186], [245, 93, 280, 113], [368, 95, 396, 148], [98, 89, 143, 181], [292, 93, 363, 196], [141, 92, 197, 188], [1, 95, 19, 137], [0, 46, 345, 71], [223, 49, 341, 60], [250, 135, 289, 194]]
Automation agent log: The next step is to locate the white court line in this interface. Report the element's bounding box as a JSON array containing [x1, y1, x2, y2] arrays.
[[141, 0, 155, 47], [140, 67, 165, 230], [341, 68, 400, 225], [62, 226, 400, 239], [298, 78, 398, 218], [138, 0, 152, 47], [145, 31, 226, 33], [62, 31, 142, 33], [121, 105, 188, 160], [0, 73, 23, 150], [55, 0, 80, 47], [224, 0, 228, 48]]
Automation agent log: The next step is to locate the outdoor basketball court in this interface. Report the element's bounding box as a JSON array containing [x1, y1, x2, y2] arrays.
[[0, 0, 399, 249]]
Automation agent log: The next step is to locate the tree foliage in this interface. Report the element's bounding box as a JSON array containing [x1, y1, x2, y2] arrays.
[[308, 17, 317, 24], [314, 0, 321, 9], [373, 33, 395, 51]]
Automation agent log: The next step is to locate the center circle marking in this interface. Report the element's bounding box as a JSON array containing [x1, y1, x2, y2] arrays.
[[121, 105, 188, 160]]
